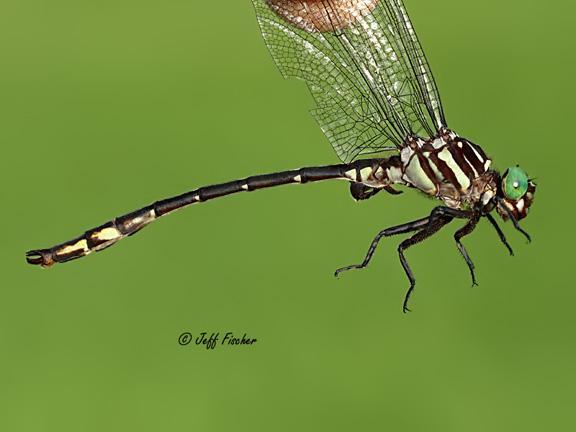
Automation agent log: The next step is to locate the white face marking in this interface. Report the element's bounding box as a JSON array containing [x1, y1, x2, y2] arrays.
[[516, 199, 525, 212], [93, 227, 122, 241], [437, 148, 471, 190], [293, 175, 302, 183], [58, 239, 88, 255]]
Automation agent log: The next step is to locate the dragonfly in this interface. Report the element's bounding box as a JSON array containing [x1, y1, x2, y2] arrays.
[[26, 0, 536, 312]]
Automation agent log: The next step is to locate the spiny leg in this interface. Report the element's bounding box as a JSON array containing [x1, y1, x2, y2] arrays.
[[454, 215, 480, 287], [426, 206, 473, 233], [485, 213, 514, 256], [334, 216, 430, 277], [398, 216, 453, 313]]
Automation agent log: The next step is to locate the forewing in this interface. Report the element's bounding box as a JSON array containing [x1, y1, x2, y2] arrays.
[[252, 0, 447, 162]]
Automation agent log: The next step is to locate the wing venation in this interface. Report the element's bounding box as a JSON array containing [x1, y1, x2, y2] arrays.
[[252, 0, 447, 162]]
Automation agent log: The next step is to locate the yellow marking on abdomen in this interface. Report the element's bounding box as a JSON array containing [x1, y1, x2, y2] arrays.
[[91, 227, 122, 242], [359, 167, 373, 182], [345, 169, 357, 181], [57, 239, 89, 256]]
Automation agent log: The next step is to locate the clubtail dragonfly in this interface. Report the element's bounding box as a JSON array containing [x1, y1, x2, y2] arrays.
[[26, 0, 536, 312]]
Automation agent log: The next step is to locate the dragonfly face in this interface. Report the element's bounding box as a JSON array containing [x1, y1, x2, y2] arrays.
[[496, 166, 537, 221]]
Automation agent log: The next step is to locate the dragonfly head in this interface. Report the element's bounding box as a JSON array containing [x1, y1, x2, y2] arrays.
[[496, 166, 536, 221]]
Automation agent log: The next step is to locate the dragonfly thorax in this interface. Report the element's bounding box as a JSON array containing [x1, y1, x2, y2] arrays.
[[397, 131, 494, 208]]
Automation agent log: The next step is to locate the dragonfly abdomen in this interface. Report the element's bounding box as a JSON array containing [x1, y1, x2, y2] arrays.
[[26, 159, 405, 267], [343, 156, 405, 188]]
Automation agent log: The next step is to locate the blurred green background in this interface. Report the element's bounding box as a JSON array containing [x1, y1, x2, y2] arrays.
[[1, 0, 574, 430]]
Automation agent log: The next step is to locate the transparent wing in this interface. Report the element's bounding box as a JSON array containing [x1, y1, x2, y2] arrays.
[[252, 0, 447, 162]]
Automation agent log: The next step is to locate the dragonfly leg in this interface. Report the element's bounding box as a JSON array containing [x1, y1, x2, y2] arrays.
[[398, 215, 453, 313], [349, 183, 383, 201], [426, 206, 473, 233], [496, 198, 531, 242], [349, 183, 403, 201], [485, 213, 514, 256], [334, 216, 431, 277], [454, 215, 480, 287]]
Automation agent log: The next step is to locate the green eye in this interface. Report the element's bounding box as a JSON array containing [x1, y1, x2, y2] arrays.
[[503, 166, 529, 200]]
